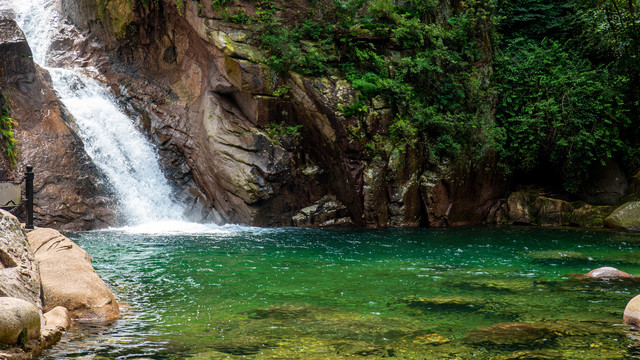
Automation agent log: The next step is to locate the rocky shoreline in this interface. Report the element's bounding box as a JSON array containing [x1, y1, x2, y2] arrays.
[[0, 210, 119, 359]]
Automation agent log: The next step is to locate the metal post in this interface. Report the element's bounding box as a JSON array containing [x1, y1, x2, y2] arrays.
[[25, 165, 33, 229]]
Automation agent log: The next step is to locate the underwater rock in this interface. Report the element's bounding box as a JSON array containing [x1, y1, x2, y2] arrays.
[[528, 250, 591, 264], [464, 322, 556, 348], [245, 303, 318, 320], [27, 228, 119, 322], [584, 267, 632, 280], [411, 333, 450, 346], [212, 340, 274, 355], [333, 340, 386, 357], [400, 295, 485, 310], [0, 297, 40, 345], [624, 295, 640, 327]]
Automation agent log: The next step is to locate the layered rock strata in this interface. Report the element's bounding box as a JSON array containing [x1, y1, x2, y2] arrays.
[[55, 0, 505, 228]]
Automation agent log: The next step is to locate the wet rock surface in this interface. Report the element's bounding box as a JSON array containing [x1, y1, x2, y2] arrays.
[[53, 0, 506, 228], [0, 17, 116, 230], [584, 266, 633, 279]]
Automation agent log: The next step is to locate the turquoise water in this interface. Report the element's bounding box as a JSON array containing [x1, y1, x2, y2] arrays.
[[41, 226, 640, 359]]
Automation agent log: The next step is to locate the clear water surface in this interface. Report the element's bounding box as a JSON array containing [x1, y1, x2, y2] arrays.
[[41, 226, 640, 359]]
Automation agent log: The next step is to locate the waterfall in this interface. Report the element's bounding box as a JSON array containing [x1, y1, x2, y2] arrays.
[[4, 0, 187, 226]]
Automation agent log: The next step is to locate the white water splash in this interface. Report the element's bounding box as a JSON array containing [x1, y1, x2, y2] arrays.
[[5, 0, 191, 225]]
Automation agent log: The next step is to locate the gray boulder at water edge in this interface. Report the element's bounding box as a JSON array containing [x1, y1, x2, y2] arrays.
[[0, 297, 41, 345], [605, 201, 640, 231]]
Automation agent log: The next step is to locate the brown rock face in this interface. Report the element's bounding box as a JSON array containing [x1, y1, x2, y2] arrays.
[[27, 228, 119, 322], [0, 209, 41, 310], [0, 17, 116, 230], [54, 0, 505, 228]]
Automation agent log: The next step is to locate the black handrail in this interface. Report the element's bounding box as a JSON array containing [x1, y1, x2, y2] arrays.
[[25, 165, 33, 229]]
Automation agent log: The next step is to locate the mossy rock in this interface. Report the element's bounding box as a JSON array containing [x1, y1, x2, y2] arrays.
[[463, 322, 556, 348], [450, 279, 533, 293], [399, 295, 485, 310], [568, 204, 613, 228], [605, 201, 640, 231]]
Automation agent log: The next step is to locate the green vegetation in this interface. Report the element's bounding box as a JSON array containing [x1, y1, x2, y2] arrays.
[[168, 0, 640, 194], [0, 103, 18, 169], [267, 122, 303, 146]]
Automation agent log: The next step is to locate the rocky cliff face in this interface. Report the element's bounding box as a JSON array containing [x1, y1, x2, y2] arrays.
[[53, 0, 506, 227], [0, 17, 116, 230]]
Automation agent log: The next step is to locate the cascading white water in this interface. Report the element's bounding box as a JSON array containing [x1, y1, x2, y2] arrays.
[[3, 0, 189, 226]]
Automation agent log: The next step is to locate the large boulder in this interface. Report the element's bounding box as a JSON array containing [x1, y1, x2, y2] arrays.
[[27, 228, 119, 322], [624, 295, 640, 327], [507, 190, 573, 226], [0, 297, 41, 345], [0, 210, 41, 309], [605, 201, 640, 231]]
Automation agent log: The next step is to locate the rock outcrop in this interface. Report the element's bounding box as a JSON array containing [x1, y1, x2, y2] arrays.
[[0, 17, 116, 230], [0, 210, 68, 359], [0, 209, 41, 309], [53, 0, 505, 228], [27, 228, 120, 322], [505, 190, 613, 228]]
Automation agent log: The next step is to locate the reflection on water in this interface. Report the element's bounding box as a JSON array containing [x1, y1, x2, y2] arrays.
[[41, 226, 640, 359]]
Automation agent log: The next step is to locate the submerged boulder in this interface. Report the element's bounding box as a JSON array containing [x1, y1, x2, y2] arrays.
[[27, 228, 119, 322], [463, 322, 556, 348], [584, 267, 632, 280], [0, 297, 40, 345], [605, 202, 640, 231]]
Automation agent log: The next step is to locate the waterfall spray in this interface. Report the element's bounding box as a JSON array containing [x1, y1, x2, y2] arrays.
[[5, 0, 187, 225]]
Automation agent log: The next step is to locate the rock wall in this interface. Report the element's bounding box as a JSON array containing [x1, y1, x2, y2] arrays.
[[56, 0, 506, 227], [0, 17, 116, 230]]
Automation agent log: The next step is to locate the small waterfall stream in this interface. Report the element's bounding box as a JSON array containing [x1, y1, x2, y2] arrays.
[[4, 0, 188, 226]]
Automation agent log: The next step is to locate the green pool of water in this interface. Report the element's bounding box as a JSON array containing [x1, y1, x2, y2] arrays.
[[41, 226, 640, 359]]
